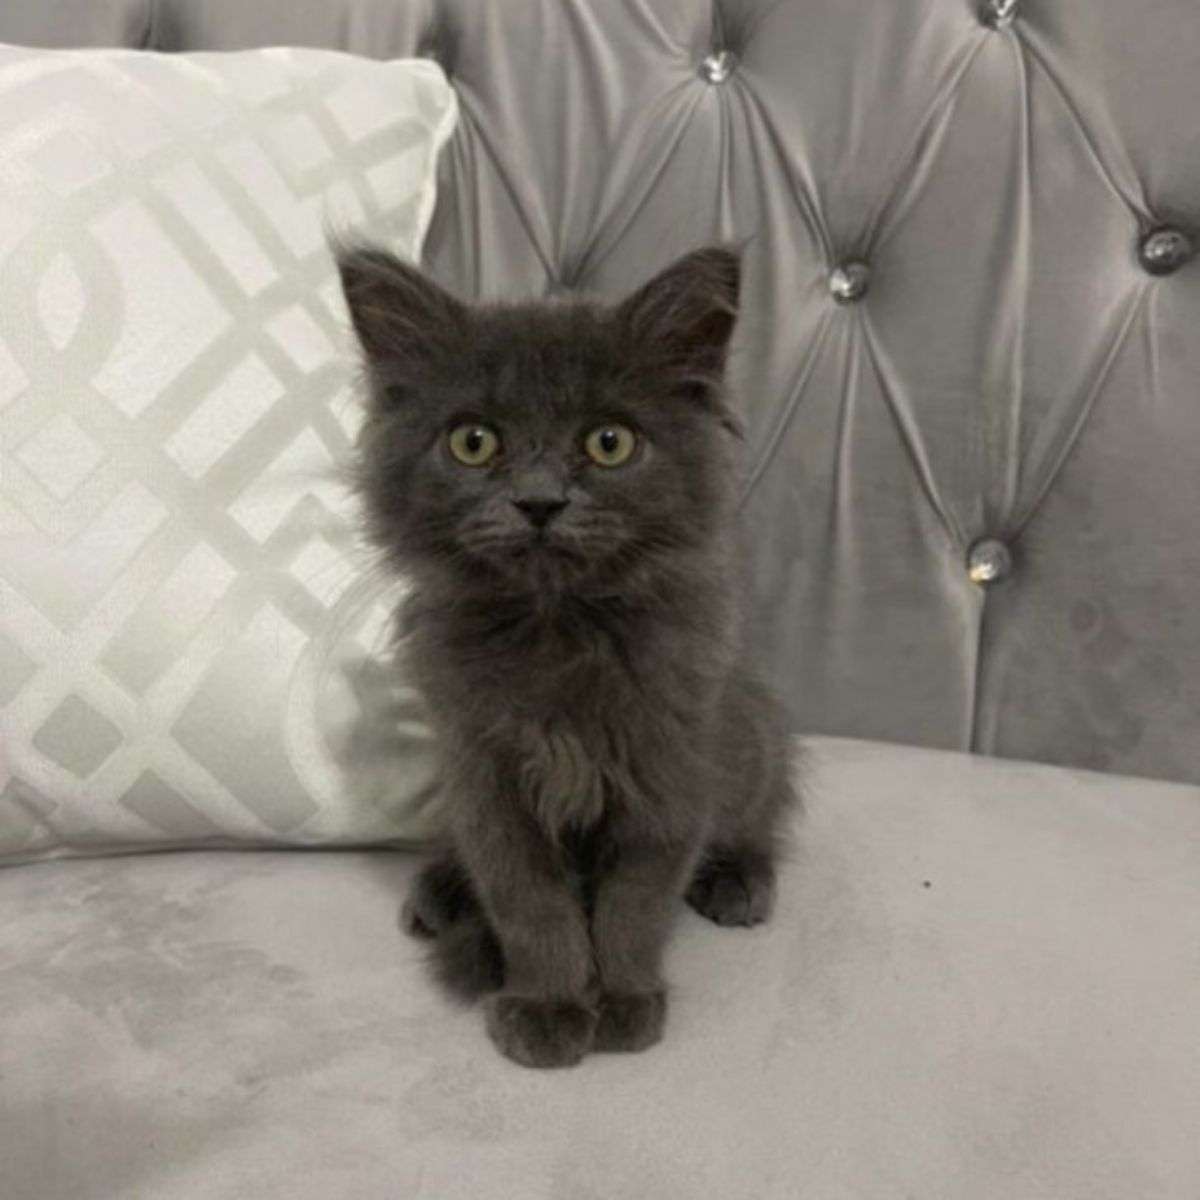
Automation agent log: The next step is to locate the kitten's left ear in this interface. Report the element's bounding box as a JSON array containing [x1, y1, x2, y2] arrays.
[[615, 246, 741, 381]]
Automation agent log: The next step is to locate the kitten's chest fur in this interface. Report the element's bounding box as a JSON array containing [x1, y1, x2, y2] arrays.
[[406, 587, 731, 833]]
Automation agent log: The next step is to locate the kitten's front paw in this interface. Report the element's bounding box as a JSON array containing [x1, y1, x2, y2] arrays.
[[484, 996, 597, 1069], [594, 989, 666, 1054], [687, 856, 775, 927]]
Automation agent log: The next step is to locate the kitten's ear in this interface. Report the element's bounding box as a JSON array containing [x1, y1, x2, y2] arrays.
[[335, 243, 467, 362], [615, 246, 741, 380]]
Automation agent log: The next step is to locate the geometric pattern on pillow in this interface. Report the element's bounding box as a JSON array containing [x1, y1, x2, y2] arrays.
[[0, 46, 456, 861]]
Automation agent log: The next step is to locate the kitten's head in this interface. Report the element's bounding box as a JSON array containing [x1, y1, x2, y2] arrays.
[[337, 244, 741, 596]]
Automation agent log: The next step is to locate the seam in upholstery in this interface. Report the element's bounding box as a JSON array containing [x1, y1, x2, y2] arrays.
[[710, 0, 725, 50], [454, 91, 556, 284], [1010, 283, 1150, 540], [714, 60, 737, 236], [966, 588, 990, 754], [557, 0, 625, 164], [1144, 286, 1162, 404], [737, 307, 834, 509], [1019, 28, 1148, 222], [827, 313, 860, 543], [859, 316, 965, 549], [574, 80, 708, 281], [738, 82, 832, 264], [964, 30, 1041, 758], [863, 33, 988, 255], [998, 30, 1035, 526]]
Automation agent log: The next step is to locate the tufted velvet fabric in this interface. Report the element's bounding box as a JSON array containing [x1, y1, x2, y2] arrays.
[[6, 0, 1200, 785]]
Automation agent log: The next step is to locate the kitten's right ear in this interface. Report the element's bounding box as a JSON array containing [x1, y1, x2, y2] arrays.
[[335, 243, 467, 363]]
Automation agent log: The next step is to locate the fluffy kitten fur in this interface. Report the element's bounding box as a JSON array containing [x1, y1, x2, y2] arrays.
[[337, 243, 798, 1068]]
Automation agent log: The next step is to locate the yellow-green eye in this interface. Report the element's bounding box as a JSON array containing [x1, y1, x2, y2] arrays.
[[448, 423, 501, 467], [584, 424, 638, 468]]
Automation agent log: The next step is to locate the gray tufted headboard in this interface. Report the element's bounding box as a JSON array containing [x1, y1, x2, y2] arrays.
[[6, 0, 1199, 785]]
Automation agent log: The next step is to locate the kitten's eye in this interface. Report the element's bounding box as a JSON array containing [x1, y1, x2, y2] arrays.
[[448, 423, 501, 467], [584, 424, 638, 468]]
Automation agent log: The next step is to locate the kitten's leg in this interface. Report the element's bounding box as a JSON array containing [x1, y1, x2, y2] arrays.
[[686, 750, 793, 928], [689, 692, 798, 928], [403, 851, 504, 1000], [452, 790, 598, 1069], [589, 834, 699, 1054], [401, 850, 477, 938]]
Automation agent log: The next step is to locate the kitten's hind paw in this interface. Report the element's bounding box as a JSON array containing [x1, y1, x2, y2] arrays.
[[402, 853, 479, 939], [404, 853, 505, 1000], [686, 852, 775, 927], [484, 996, 597, 1069], [400, 894, 437, 939], [594, 989, 666, 1054]]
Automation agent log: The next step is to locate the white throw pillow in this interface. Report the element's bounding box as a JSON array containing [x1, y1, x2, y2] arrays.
[[0, 45, 457, 862]]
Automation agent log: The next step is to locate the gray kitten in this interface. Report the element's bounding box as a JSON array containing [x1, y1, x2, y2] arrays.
[[337, 244, 799, 1068]]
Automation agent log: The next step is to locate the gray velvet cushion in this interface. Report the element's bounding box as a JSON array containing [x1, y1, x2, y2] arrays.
[[3, 0, 1199, 787], [3, 737, 1198, 1199]]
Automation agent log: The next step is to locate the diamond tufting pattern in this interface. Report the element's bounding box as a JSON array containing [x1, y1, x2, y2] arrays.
[[4, 0, 1200, 786]]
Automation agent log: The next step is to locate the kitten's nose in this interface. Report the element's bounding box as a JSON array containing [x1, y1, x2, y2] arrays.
[[512, 497, 568, 528]]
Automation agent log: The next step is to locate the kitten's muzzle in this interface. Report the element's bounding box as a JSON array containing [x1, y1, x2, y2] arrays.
[[512, 497, 569, 529]]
